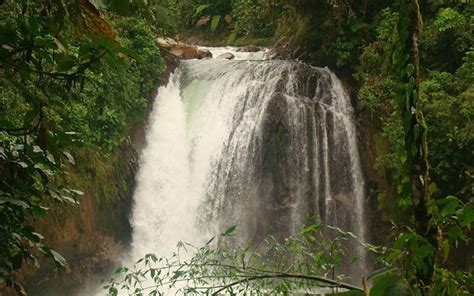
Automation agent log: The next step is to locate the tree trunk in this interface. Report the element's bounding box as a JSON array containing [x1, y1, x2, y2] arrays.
[[397, 0, 440, 291]]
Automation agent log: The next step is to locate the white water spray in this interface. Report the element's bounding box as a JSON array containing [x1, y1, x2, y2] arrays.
[[125, 48, 368, 291]]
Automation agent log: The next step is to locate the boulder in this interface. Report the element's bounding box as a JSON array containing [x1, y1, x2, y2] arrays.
[[224, 14, 233, 25], [196, 16, 210, 28], [197, 48, 213, 59], [216, 52, 235, 60], [237, 45, 260, 52], [156, 36, 200, 60], [169, 45, 199, 59], [156, 37, 177, 49], [169, 48, 184, 57]]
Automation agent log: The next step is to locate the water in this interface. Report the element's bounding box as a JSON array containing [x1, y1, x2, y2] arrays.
[[107, 47, 367, 294]]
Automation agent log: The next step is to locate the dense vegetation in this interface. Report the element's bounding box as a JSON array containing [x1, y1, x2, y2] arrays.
[[0, 0, 472, 295], [0, 0, 168, 292]]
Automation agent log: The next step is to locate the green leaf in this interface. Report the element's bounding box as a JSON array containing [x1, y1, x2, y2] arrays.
[[440, 196, 459, 217], [43, 247, 66, 268], [405, 64, 414, 77], [367, 267, 397, 280], [12, 254, 22, 270], [211, 15, 221, 32], [227, 32, 237, 44], [370, 272, 409, 296], [69, 189, 84, 196], [32, 206, 48, 218], [459, 205, 474, 228], [222, 225, 237, 236], [62, 151, 75, 165], [17, 161, 28, 168], [56, 55, 76, 72], [1, 199, 30, 208], [301, 225, 318, 234], [113, 267, 125, 275], [108, 0, 131, 15], [21, 227, 44, 243], [195, 4, 211, 16], [23, 109, 39, 127], [61, 195, 78, 204]]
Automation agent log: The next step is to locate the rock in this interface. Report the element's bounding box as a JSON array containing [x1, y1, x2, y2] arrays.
[[169, 44, 199, 59], [169, 48, 184, 57], [156, 37, 177, 49], [216, 52, 235, 60], [156, 36, 200, 60], [224, 14, 233, 25], [196, 15, 210, 28], [237, 45, 260, 52], [197, 48, 213, 59]]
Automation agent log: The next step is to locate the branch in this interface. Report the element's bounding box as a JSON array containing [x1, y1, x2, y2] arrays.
[[3, 50, 108, 81], [0, 109, 43, 136], [211, 272, 363, 295]]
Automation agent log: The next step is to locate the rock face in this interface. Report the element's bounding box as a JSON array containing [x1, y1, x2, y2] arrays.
[[197, 48, 213, 59], [216, 52, 235, 60], [20, 145, 138, 296]]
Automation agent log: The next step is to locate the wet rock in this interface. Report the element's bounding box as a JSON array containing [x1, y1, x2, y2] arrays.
[[170, 45, 199, 59], [217, 52, 235, 60], [156, 37, 200, 60], [197, 48, 213, 59], [237, 45, 260, 52], [155, 37, 177, 49]]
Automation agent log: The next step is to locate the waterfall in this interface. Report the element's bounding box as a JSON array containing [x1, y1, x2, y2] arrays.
[[128, 48, 368, 282]]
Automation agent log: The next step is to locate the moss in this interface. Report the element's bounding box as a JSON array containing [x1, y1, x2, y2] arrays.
[[229, 36, 274, 46]]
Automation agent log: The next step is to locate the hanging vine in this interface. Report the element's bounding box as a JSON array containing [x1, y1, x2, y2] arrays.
[[392, 0, 440, 291]]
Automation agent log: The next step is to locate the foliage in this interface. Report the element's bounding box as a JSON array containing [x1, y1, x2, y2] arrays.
[[0, 0, 164, 290], [105, 222, 366, 295], [0, 136, 73, 292], [353, 0, 473, 294], [170, 0, 232, 30], [420, 68, 474, 203], [373, 195, 473, 295], [231, 0, 273, 37]]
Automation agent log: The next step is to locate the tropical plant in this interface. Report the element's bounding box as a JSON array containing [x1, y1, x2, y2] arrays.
[[0, 0, 164, 291], [105, 222, 369, 295]]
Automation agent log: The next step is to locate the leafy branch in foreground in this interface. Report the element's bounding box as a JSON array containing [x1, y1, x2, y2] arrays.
[[105, 221, 368, 295], [106, 202, 473, 296]]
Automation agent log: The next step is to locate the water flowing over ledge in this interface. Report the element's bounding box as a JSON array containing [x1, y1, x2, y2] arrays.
[[127, 47, 368, 288]]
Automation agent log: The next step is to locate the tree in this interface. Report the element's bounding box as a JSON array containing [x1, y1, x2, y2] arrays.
[[391, 0, 440, 289], [0, 1, 164, 292]]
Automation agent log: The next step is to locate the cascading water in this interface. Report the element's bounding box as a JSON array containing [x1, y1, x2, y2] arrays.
[[127, 48, 368, 286]]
